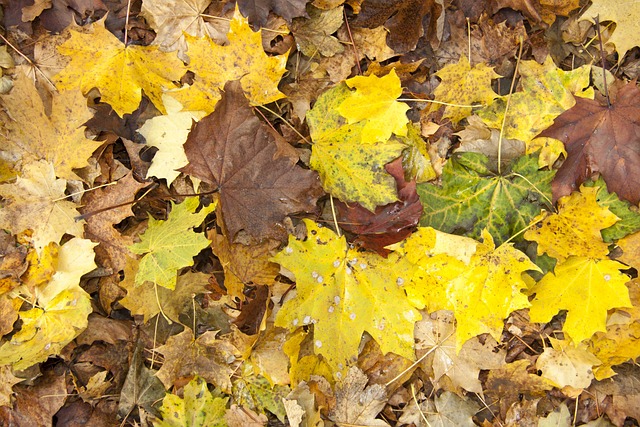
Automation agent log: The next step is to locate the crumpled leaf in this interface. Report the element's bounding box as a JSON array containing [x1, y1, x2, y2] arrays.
[[430, 55, 500, 124], [237, 0, 309, 27], [169, 7, 288, 113], [291, 5, 344, 57], [155, 376, 228, 427], [337, 69, 409, 143], [273, 220, 421, 376], [182, 80, 322, 241], [417, 152, 554, 245], [392, 227, 539, 351], [155, 329, 240, 393], [0, 238, 96, 370], [307, 82, 405, 211], [0, 160, 84, 254], [55, 19, 186, 116], [528, 256, 632, 343], [129, 197, 216, 290], [353, 0, 436, 53], [524, 185, 620, 263], [539, 81, 640, 204], [399, 390, 480, 427], [478, 57, 592, 144], [580, 0, 640, 61], [589, 319, 640, 381], [329, 366, 389, 427], [141, 0, 226, 58], [0, 72, 100, 180]]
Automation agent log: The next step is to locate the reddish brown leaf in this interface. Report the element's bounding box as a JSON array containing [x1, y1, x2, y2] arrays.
[[181, 80, 323, 242], [539, 82, 640, 204], [336, 157, 422, 255], [237, 0, 309, 28], [353, 0, 435, 53]]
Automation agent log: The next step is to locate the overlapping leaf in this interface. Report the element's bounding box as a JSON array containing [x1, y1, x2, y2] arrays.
[[417, 152, 554, 245], [273, 220, 421, 376], [181, 81, 323, 241]]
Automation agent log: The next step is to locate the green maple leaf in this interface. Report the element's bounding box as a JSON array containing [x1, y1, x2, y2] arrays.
[[417, 152, 554, 245], [273, 219, 420, 377], [307, 82, 405, 211], [583, 177, 640, 242], [130, 197, 216, 290]]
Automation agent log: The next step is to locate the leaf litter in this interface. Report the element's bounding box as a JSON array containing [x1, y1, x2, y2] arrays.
[[0, 1, 640, 426]]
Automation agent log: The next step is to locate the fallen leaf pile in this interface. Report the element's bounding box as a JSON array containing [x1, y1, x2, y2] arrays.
[[1, 0, 640, 426]]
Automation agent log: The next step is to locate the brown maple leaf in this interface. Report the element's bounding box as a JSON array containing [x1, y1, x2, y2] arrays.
[[336, 157, 422, 256], [181, 80, 323, 241], [539, 82, 640, 204], [236, 0, 309, 27]]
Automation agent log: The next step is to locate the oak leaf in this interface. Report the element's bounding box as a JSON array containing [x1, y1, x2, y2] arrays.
[[0, 72, 100, 181], [417, 152, 554, 245], [0, 161, 84, 254], [392, 227, 539, 350], [337, 69, 409, 143], [181, 80, 322, 241], [539, 81, 640, 204], [430, 55, 500, 124], [0, 238, 96, 370], [129, 197, 216, 290], [528, 256, 632, 343], [169, 7, 288, 113], [307, 82, 405, 211], [55, 19, 186, 116], [479, 57, 591, 144], [273, 220, 421, 376], [155, 376, 228, 427], [524, 185, 619, 263]]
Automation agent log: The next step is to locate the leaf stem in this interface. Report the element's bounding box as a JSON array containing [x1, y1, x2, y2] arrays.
[[0, 31, 57, 90], [397, 98, 483, 108], [123, 0, 132, 47], [342, 7, 362, 76], [329, 195, 341, 237], [594, 15, 611, 107], [497, 33, 524, 175]]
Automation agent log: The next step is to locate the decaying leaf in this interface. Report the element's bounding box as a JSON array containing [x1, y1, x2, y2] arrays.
[[155, 376, 228, 427], [329, 366, 389, 427]]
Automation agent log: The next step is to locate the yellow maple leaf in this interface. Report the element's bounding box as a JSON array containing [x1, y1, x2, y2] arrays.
[[55, 20, 186, 117], [528, 256, 632, 343], [1, 73, 101, 181], [273, 220, 421, 377], [524, 185, 619, 262], [168, 7, 288, 113], [430, 55, 500, 124], [0, 238, 96, 370], [337, 69, 409, 143], [0, 161, 84, 255], [391, 227, 539, 351], [478, 57, 592, 144]]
